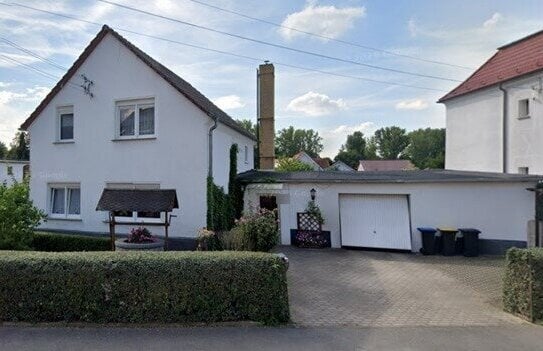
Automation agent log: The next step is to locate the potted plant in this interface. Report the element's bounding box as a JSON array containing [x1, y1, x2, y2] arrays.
[[115, 227, 164, 251]]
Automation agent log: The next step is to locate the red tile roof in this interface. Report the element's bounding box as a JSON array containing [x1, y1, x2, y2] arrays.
[[313, 157, 332, 169], [358, 160, 415, 172], [438, 29, 543, 103]]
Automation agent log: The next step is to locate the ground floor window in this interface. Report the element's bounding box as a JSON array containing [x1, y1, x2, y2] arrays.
[[49, 184, 81, 219], [106, 182, 161, 222]]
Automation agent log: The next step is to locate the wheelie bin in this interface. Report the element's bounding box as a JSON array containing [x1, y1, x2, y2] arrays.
[[458, 228, 481, 257], [417, 227, 437, 255], [438, 228, 458, 256]]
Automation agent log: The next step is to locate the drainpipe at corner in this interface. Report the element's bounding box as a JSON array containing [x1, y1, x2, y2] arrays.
[[208, 114, 219, 178], [499, 84, 508, 173]]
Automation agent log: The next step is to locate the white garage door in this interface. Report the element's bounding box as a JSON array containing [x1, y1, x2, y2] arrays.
[[339, 194, 412, 250]]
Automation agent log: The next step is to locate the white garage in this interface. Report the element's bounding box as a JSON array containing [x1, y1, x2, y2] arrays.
[[240, 169, 542, 254], [339, 194, 411, 250]]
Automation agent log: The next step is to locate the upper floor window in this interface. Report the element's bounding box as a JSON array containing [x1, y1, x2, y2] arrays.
[[116, 98, 155, 139], [518, 99, 530, 119], [57, 106, 74, 141], [6, 166, 13, 176], [49, 184, 81, 219]]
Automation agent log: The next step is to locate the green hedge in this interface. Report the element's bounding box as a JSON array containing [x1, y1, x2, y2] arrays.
[[32, 232, 111, 252], [0, 251, 290, 325], [503, 247, 543, 322]]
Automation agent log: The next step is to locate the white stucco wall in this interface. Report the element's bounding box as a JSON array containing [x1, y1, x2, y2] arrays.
[[0, 161, 27, 185], [28, 33, 254, 238], [244, 181, 535, 251], [444, 73, 543, 174]]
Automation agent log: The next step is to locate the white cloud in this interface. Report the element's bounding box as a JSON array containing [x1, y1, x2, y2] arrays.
[[279, 3, 365, 40], [320, 122, 376, 158], [395, 99, 429, 110], [483, 13, 503, 29], [212, 95, 245, 110], [287, 91, 346, 116], [407, 18, 418, 37]]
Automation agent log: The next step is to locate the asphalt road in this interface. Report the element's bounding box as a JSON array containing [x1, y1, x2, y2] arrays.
[[2, 325, 543, 351]]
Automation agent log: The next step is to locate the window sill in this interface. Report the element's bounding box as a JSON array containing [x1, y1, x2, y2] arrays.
[[53, 140, 75, 144], [47, 216, 82, 222], [518, 115, 531, 120], [111, 136, 157, 142]]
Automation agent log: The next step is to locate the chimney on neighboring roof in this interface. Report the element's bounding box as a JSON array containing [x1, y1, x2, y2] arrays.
[[257, 62, 275, 170]]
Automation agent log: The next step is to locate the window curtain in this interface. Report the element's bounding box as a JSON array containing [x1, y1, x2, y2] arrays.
[[68, 188, 81, 215], [119, 106, 135, 136], [60, 113, 74, 140], [139, 105, 155, 135], [51, 188, 65, 214]]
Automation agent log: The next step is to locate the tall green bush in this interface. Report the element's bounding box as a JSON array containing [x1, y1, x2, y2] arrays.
[[0, 181, 46, 250], [0, 251, 290, 325], [233, 209, 279, 252], [228, 144, 244, 224]]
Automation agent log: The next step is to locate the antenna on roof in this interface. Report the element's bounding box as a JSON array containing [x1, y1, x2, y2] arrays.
[[80, 74, 94, 98]]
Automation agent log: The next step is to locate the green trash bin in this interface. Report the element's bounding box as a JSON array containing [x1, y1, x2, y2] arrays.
[[438, 227, 458, 256]]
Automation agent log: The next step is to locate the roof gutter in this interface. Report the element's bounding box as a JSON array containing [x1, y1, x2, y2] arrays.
[[499, 84, 508, 173], [208, 114, 219, 178]]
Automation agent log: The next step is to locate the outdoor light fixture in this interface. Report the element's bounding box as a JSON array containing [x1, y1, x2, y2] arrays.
[[310, 188, 316, 201]]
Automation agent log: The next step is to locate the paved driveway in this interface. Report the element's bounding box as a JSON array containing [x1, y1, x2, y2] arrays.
[[284, 247, 525, 327]]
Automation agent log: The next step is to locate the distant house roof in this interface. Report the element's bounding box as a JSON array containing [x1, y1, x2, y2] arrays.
[[358, 160, 415, 172], [313, 157, 332, 169], [20, 25, 256, 141], [96, 189, 179, 212], [237, 169, 542, 184], [326, 160, 355, 171], [439, 29, 543, 103]]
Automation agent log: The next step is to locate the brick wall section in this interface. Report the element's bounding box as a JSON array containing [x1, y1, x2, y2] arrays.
[[258, 63, 275, 170]]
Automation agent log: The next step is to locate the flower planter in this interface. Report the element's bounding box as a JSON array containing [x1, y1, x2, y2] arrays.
[[115, 238, 165, 251], [290, 229, 331, 249]]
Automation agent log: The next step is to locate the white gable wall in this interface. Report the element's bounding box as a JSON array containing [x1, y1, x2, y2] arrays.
[[28, 33, 253, 237], [0, 162, 27, 185]]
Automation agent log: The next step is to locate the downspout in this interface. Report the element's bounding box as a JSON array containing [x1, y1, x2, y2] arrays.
[[499, 84, 508, 173], [208, 114, 219, 178]]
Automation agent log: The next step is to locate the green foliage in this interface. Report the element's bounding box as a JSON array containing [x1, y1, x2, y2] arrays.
[[196, 228, 223, 251], [275, 126, 323, 158], [0, 141, 7, 159], [364, 136, 380, 160], [0, 251, 290, 325], [232, 209, 279, 252], [206, 177, 230, 231], [405, 128, 445, 169], [32, 232, 110, 251], [305, 200, 325, 225], [235, 119, 257, 136], [228, 144, 244, 223], [0, 181, 46, 250], [276, 157, 314, 172], [7, 131, 29, 161], [374, 126, 410, 159], [334, 131, 367, 169], [503, 247, 543, 322]]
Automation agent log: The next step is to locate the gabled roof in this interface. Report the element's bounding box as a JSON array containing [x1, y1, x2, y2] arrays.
[[293, 151, 323, 170], [96, 189, 179, 212], [313, 157, 332, 169], [439, 29, 543, 103], [20, 25, 256, 141], [358, 160, 415, 172], [326, 160, 354, 171]]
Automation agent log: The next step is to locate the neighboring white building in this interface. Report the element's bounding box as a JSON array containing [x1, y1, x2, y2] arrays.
[[327, 160, 354, 172], [439, 30, 543, 174], [0, 160, 28, 185], [240, 170, 541, 254], [292, 151, 354, 171], [21, 25, 256, 238]]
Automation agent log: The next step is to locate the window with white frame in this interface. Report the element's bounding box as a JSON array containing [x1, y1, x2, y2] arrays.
[[518, 99, 530, 119], [57, 106, 74, 141], [6, 166, 12, 176], [106, 182, 161, 221], [116, 98, 155, 138], [49, 184, 81, 219], [244, 145, 249, 163]]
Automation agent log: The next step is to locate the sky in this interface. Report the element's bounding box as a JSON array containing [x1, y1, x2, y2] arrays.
[[0, 0, 542, 157]]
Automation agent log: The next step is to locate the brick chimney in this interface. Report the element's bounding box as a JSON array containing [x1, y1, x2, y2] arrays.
[[257, 62, 275, 170]]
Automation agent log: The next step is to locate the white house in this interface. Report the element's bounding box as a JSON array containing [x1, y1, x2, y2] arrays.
[[0, 160, 28, 185], [292, 151, 354, 171], [21, 25, 256, 238], [439, 29, 543, 174]]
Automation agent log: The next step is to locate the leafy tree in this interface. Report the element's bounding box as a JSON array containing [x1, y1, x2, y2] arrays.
[[275, 126, 323, 158], [364, 136, 380, 160], [236, 119, 257, 136], [373, 126, 409, 159], [276, 157, 314, 172], [334, 131, 367, 169], [405, 128, 445, 169], [7, 131, 29, 161], [0, 141, 7, 159]]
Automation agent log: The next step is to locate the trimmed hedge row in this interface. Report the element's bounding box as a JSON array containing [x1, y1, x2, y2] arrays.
[[503, 247, 543, 322], [32, 232, 111, 252], [0, 251, 290, 325]]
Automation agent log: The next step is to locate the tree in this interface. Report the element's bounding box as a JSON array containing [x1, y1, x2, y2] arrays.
[[0, 141, 7, 159], [276, 157, 314, 172], [364, 136, 380, 160], [373, 126, 409, 159], [405, 128, 445, 169], [275, 126, 323, 158], [7, 131, 29, 161], [334, 131, 367, 169], [236, 119, 257, 136]]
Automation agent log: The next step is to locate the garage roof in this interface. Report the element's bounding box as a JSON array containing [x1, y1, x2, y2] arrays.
[[237, 169, 542, 184]]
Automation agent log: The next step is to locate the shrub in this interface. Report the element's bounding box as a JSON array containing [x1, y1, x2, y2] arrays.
[[196, 228, 223, 251], [32, 232, 110, 252], [0, 181, 46, 250], [0, 251, 290, 325], [233, 209, 279, 252], [305, 200, 325, 225], [126, 227, 155, 243], [275, 157, 313, 172], [503, 247, 543, 322]]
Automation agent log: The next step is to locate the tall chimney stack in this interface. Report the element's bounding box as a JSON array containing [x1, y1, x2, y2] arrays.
[[257, 62, 275, 170]]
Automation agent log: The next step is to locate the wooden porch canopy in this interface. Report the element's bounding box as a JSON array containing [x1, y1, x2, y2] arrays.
[[96, 189, 179, 250]]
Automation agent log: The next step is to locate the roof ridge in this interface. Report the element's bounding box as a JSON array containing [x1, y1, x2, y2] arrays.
[[498, 28, 543, 50]]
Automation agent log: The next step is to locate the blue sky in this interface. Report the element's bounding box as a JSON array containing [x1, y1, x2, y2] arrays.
[[0, 0, 542, 157]]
